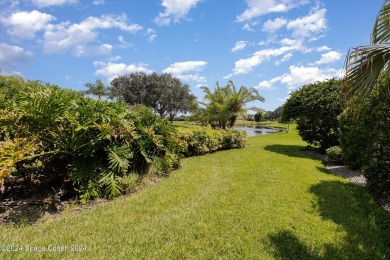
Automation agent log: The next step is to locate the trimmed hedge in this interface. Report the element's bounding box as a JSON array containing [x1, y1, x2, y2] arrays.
[[176, 126, 247, 157]]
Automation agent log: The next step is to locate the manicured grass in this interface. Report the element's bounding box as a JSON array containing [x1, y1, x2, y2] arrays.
[[1, 127, 389, 259]]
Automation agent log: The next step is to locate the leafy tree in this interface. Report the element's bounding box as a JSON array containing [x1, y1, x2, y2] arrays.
[[254, 111, 263, 122], [281, 78, 344, 152], [269, 106, 283, 121], [245, 114, 255, 121], [110, 72, 197, 122], [344, 0, 390, 102], [199, 80, 264, 129], [83, 78, 110, 99]]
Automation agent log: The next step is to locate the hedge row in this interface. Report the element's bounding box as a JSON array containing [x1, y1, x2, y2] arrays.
[[176, 126, 247, 157], [0, 75, 247, 202]]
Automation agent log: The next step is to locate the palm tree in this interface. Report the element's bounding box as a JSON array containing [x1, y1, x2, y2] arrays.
[[199, 80, 264, 129], [344, 0, 390, 102]]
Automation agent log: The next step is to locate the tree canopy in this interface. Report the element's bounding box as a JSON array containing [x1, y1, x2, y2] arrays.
[[83, 79, 110, 99], [281, 78, 344, 151], [110, 72, 197, 122]]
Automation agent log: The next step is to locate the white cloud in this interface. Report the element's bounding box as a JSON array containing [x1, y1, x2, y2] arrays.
[[92, 0, 105, 5], [145, 28, 157, 42], [2, 10, 55, 39], [42, 14, 142, 54], [257, 65, 342, 91], [242, 23, 254, 31], [117, 35, 132, 49], [317, 45, 331, 52], [154, 0, 201, 26], [94, 61, 152, 82], [163, 61, 206, 74], [226, 44, 302, 77], [231, 41, 249, 53], [275, 53, 293, 65], [72, 44, 113, 57], [262, 17, 287, 33], [237, 0, 308, 22], [32, 0, 77, 8], [280, 38, 298, 46], [315, 50, 342, 64], [287, 8, 327, 38], [163, 61, 207, 82], [0, 43, 33, 73]]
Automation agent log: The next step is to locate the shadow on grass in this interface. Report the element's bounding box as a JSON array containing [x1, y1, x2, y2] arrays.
[[268, 230, 319, 260], [263, 144, 319, 160], [267, 180, 390, 259]]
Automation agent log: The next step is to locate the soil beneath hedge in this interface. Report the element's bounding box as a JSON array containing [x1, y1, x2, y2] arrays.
[[303, 149, 390, 215], [0, 174, 163, 226]]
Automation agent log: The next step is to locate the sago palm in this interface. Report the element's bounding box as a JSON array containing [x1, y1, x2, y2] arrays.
[[344, 0, 390, 101]]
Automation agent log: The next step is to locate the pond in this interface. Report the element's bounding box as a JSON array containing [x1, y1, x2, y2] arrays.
[[234, 126, 283, 137]]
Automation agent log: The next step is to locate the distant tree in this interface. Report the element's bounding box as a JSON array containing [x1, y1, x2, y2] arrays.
[[110, 72, 197, 122], [254, 111, 263, 122], [199, 80, 264, 129], [246, 114, 255, 121], [83, 79, 110, 99], [281, 78, 344, 152], [269, 106, 283, 121]]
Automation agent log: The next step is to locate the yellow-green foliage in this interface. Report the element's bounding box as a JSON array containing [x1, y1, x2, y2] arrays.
[[177, 126, 246, 157]]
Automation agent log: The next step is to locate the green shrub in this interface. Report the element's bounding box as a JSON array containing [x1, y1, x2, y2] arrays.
[[326, 146, 343, 164], [281, 79, 344, 152], [339, 75, 390, 201], [0, 76, 180, 202], [177, 126, 246, 157]]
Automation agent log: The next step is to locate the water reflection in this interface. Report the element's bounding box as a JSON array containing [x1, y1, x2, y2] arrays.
[[234, 126, 282, 137]]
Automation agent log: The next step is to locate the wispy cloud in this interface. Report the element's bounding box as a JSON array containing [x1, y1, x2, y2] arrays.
[[32, 0, 77, 8], [315, 50, 341, 64], [0, 43, 33, 74], [231, 41, 249, 53], [163, 61, 207, 82], [237, 0, 309, 22], [287, 8, 327, 38], [262, 17, 287, 33], [256, 65, 342, 91], [94, 61, 152, 82], [154, 0, 201, 26]]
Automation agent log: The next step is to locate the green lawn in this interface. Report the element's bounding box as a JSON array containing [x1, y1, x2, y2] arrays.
[[1, 127, 389, 259]]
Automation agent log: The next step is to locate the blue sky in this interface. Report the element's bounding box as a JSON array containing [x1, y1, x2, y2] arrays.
[[0, 0, 383, 111]]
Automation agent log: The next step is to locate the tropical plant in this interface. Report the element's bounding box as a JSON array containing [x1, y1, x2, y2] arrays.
[[344, 0, 390, 102], [199, 80, 264, 129], [0, 75, 180, 202]]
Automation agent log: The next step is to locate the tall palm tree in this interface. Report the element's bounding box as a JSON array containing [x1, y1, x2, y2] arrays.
[[199, 80, 264, 129], [344, 0, 390, 101]]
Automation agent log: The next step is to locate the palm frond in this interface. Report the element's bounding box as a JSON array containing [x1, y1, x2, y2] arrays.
[[372, 0, 390, 44], [344, 43, 390, 100]]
